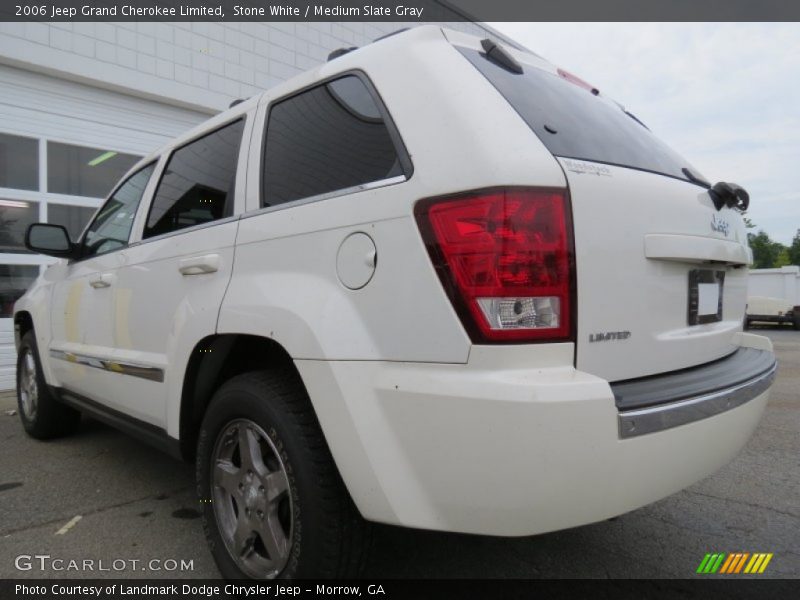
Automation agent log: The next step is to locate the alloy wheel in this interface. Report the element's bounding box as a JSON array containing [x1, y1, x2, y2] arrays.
[[211, 418, 293, 578], [19, 350, 38, 421]]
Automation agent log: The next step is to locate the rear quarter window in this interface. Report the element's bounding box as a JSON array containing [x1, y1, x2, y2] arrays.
[[458, 47, 700, 183], [261, 74, 409, 207]]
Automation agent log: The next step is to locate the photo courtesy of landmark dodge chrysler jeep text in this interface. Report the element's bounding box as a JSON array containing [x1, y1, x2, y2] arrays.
[[13, 26, 777, 579]]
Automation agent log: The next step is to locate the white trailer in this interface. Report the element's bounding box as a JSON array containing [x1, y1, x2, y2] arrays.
[[747, 266, 800, 329]]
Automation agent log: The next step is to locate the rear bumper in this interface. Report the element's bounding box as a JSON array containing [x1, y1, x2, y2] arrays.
[[613, 346, 777, 438], [295, 334, 773, 536]]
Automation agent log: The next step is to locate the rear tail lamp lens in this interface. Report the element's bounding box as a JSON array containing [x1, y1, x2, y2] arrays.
[[415, 188, 574, 343]]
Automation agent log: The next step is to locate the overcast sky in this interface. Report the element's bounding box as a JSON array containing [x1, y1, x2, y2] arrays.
[[491, 23, 799, 245]]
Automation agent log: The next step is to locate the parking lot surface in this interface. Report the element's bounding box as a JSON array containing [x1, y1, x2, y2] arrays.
[[1, 328, 798, 579]]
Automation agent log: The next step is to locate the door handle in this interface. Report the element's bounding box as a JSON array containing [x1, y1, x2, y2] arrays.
[[179, 254, 220, 276], [89, 273, 115, 288]]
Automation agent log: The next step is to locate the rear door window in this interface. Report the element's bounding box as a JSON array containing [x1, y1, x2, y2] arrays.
[[262, 75, 409, 207], [144, 119, 244, 239], [458, 47, 700, 183]]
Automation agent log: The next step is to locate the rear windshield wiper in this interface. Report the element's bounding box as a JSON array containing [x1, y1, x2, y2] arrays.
[[708, 181, 750, 212], [682, 167, 711, 188]]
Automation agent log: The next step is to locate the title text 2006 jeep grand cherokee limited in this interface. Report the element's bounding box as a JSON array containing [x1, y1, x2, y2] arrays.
[[14, 27, 776, 579]]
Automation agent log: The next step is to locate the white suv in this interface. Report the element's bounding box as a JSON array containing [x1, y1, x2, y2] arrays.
[[14, 27, 776, 579]]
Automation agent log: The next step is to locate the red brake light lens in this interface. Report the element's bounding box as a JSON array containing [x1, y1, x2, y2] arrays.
[[415, 188, 574, 343]]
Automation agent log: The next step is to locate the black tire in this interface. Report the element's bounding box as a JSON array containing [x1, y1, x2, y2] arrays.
[[793, 316, 800, 331], [16, 331, 81, 439], [196, 367, 371, 579]]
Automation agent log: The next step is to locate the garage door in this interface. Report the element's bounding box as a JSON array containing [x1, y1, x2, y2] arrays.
[[0, 64, 208, 390]]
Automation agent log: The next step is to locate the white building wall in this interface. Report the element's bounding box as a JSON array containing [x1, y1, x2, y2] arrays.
[[0, 21, 500, 114], [0, 64, 205, 152]]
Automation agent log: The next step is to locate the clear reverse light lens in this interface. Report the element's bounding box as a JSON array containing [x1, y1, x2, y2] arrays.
[[476, 297, 560, 330]]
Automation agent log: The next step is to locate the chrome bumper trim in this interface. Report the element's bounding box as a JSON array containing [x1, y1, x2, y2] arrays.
[[618, 360, 776, 439], [49, 349, 164, 383]]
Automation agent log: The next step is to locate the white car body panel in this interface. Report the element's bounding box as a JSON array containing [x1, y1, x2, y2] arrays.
[[563, 161, 751, 381], [220, 210, 472, 363], [108, 223, 238, 428], [221, 25, 566, 363], [13, 25, 775, 537], [43, 110, 254, 429], [295, 333, 770, 534]]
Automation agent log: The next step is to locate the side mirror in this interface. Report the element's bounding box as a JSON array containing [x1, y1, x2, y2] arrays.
[[24, 224, 78, 259]]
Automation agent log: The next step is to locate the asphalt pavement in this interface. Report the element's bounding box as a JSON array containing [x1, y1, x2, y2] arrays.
[[1, 327, 797, 579]]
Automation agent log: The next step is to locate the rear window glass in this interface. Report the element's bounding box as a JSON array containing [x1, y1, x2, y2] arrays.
[[459, 47, 700, 183]]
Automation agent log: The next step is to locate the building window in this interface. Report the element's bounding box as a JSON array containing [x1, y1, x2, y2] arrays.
[[144, 119, 244, 239], [48, 141, 140, 198], [0, 264, 39, 318], [48, 204, 97, 242], [0, 132, 143, 332], [0, 199, 38, 253], [0, 133, 39, 191]]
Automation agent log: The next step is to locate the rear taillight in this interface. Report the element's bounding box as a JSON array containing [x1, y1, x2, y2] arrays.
[[415, 188, 575, 343]]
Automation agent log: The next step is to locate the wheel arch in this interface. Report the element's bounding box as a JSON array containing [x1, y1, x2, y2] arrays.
[[179, 333, 396, 524], [178, 334, 305, 461], [14, 310, 35, 348]]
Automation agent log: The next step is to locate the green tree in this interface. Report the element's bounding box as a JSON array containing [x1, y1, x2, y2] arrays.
[[775, 247, 791, 267], [788, 229, 800, 266], [747, 229, 786, 268]]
